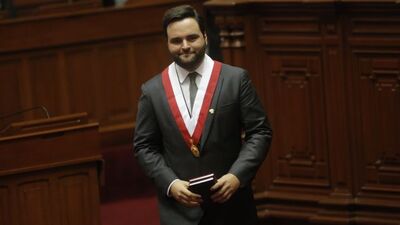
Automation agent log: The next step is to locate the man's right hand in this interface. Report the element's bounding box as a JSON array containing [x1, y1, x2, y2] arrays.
[[170, 179, 202, 207]]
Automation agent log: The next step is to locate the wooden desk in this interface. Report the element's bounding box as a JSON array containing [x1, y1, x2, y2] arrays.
[[0, 113, 102, 225]]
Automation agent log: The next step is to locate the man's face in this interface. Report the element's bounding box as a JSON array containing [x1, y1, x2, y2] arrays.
[[166, 18, 207, 71]]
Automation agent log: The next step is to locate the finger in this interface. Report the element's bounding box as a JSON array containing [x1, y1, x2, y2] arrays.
[[211, 185, 228, 201], [182, 189, 202, 202], [217, 192, 232, 203], [212, 182, 234, 202], [178, 192, 202, 207], [175, 193, 189, 203], [182, 200, 201, 207], [211, 191, 227, 203], [210, 179, 223, 191], [178, 196, 197, 207], [212, 189, 232, 203], [182, 189, 205, 203], [179, 198, 194, 206], [185, 189, 202, 198], [181, 181, 190, 187], [176, 188, 194, 201], [188, 194, 203, 203]]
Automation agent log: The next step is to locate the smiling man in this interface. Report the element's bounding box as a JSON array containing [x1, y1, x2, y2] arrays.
[[134, 5, 273, 225]]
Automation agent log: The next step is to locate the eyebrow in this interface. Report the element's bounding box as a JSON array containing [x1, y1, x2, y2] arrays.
[[169, 34, 200, 41]]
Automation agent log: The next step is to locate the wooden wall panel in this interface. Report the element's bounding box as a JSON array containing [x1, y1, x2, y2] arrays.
[[130, 35, 172, 116], [214, 15, 246, 67], [131, 35, 171, 88], [9, 0, 101, 17], [0, 1, 204, 144], [96, 42, 134, 126], [262, 48, 329, 190], [0, 163, 101, 225], [0, 186, 11, 225], [205, 1, 400, 224], [29, 53, 62, 117], [0, 59, 23, 119], [59, 173, 91, 225], [344, 12, 400, 220], [17, 180, 52, 225], [64, 48, 97, 115], [349, 50, 400, 197]]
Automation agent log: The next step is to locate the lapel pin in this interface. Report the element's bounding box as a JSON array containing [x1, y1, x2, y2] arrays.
[[209, 109, 215, 114]]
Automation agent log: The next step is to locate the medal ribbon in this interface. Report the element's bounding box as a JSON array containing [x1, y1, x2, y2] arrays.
[[162, 61, 222, 151]]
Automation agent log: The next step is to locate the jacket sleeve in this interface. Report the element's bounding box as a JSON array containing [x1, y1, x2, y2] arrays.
[[229, 70, 273, 186], [133, 84, 178, 195]]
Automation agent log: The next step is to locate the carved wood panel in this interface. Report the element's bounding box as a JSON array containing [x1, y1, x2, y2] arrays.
[[214, 14, 246, 67], [345, 14, 400, 214], [17, 180, 53, 225], [205, 1, 400, 224], [349, 49, 400, 196], [0, 163, 100, 225], [258, 16, 321, 35], [59, 173, 92, 225], [0, 186, 10, 225], [261, 47, 330, 191]]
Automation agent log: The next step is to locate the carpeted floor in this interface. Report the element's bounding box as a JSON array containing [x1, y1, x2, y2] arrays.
[[100, 144, 160, 225], [101, 195, 160, 225]]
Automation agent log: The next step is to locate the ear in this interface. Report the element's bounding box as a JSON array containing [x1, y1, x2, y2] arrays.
[[204, 33, 208, 46]]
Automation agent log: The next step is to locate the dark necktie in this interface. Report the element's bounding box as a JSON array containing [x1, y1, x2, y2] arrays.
[[188, 72, 198, 111]]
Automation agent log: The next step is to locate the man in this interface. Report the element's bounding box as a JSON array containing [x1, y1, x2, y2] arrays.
[[134, 5, 272, 225]]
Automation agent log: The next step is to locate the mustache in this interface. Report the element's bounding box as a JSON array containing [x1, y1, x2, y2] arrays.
[[178, 52, 195, 55]]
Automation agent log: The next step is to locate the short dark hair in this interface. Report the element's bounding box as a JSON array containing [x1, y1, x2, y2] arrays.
[[162, 5, 206, 38]]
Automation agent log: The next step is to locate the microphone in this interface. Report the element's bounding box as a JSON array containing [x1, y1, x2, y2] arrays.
[[0, 105, 50, 134]]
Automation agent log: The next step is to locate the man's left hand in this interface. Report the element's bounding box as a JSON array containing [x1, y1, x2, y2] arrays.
[[210, 173, 240, 203]]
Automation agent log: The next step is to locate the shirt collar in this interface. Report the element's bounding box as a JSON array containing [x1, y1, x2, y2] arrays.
[[175, 54, 212, 84]]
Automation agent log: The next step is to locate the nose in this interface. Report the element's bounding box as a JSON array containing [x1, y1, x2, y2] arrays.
[[181, 40, 190, 50]]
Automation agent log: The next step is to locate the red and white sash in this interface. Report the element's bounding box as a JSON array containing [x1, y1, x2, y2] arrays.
[[162, 60, 222, 151]]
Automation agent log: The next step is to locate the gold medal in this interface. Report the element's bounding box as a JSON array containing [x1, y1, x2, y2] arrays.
[[191, 144, 200, 157], [189, 139, 200, 157]]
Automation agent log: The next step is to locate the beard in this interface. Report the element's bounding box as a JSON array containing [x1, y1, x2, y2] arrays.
[[172, 44, 207, 71]]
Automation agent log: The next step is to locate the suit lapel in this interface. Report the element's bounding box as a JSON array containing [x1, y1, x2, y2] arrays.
[[199, 71, 225, 149]]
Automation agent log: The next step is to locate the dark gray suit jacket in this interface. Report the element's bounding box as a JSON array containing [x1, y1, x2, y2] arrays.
[[134, 62, 272, 225]]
